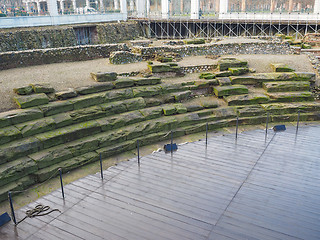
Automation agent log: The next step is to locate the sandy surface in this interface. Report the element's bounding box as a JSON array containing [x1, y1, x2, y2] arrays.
[[0, 54, 315, 113]]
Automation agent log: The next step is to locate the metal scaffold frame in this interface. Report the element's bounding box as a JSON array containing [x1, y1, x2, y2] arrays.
[[139, 18, 320, 39]]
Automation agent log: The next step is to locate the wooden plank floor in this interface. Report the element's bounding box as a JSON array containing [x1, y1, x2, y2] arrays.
[[1, 125, 320, 240]]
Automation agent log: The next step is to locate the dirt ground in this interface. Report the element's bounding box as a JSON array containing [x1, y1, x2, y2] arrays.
[[0, 53, 315, 113]]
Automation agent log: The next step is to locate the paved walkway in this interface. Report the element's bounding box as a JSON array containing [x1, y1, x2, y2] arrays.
[[1, 125, 320, 240]]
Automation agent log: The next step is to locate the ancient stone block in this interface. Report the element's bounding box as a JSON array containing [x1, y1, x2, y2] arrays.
[[96, 140, 136, 158], [270, 63, 295, 72], [218, 58, 248, 71], [15, 117, 56, 137], [162, 105, 176, 116], [14, 93, 49, 109], [176, 113, 200, 127], [113, 78, 135, 88], [224, 94, 270, 106], [213, 85, 248, 97], [69, 106, 105, 123], [109, 51, 142, 64], [228, 67, 249, 76], [133, 77, 161, 86], [123, 97, 146, 111], [139, 106, 163, 120], [235, 105, 266, 117], [215, 71, 233, 77], [174, 91, 192, 102], [70, 93, 105, 109], [267, 92, 314, 102], [199, 72, 216, 79], [174, 104, 188, 114], [51, 113, 73, 128], [30, 83, 54, 93], [0, 126, 22, 145], [294, 72, 316, 81], [13, 86, 33, 95], [76, 83, 114, 95], [100, 101, 127, 115], [217, 77, 231, 86], [55, 88, 78, 100], [105, 88, 134, 102], [262, 81, 310, 92], [0, 108, 43, 126], [66, 136, 99, 156], [132, 86, 162, 97], [91, 72, 117, 82], [148, 64, 172, 73], [253, 72, 297, 82], [230, 76, 258, 85], [38, 101, 74, 116]]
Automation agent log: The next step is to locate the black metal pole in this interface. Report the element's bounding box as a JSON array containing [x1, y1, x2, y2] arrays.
[[236, 117, 239, 139], [266, 112, 269, 135], [137, 140, 140, 164], [59, 168, 65, 199], [171, 131, 173, 153], [8, 192, 16, 225], [99, 153, 103, 180], [206, 122, 208, 145], [296, 110, 300, 132]]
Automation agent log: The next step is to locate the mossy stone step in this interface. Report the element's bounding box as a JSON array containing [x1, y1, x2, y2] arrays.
[[55, 89, 78, 100], [0, 109, 43, 128], [235, 105, 267, 117], [213, 85, 248, 97], [215, 71, 232, 77], [133, 77, 161, 86], [76, 83, 114, 95], [217, 77, 231, 86], [15, 117, 56, 138], [229, 76, 258, 85], [294, 72, 316, 81], [270, 63, 295, 72], [14, 86, 33, 95], [113, 78, 135, 88], [30, 83, 55, 94], [14, 93, 49, 109], [0, 157, 37, 187], [90, 72, 117, 82], [0, 126, 22, 145], [260, 102, 320, 115], [228, 67, 249, 76], [38, 101, 74, 117], [253, 72, 297, 82], [262, 81, 310, 92], [199, 72, 216, 79], [224, 94, 270, 106], [267, 92, 314, 102], [218, 58, 248, 71], [0, 176, 36, 202]]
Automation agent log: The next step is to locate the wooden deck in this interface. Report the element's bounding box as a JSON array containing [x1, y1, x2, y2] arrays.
[[1, 125, 320, 240]]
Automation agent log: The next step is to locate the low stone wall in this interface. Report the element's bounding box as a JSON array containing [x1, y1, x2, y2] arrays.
[[181, 64, 218, 74], [133, 42, 292, 59], [0, 44, 129, 70]]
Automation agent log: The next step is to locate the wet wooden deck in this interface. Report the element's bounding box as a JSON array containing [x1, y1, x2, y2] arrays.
[[1, 125, 320, 240]]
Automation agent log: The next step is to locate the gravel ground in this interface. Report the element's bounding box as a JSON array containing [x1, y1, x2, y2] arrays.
[[0, 53, 315, 113]]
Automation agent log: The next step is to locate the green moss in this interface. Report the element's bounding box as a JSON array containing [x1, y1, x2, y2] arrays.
[[213, 85, 248, 97], [224, 94, 270, 106], [14, 93, 49, 109]]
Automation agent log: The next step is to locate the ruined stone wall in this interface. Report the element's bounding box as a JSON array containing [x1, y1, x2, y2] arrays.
[[0, 44, 129, 70], [0, 21, 142, 52]]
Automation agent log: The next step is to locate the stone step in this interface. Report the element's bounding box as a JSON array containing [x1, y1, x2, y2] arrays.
[[270, 63, 295, 72], [260, 102, 320, 115], [213, 85, 248, 97], [218, 58, 248, 71], [267, 92, 314, 103], [224, 94, 270, 106], [262, 81, 310, 92]]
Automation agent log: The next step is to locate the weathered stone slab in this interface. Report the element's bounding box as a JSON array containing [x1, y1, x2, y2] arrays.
[[0, 108, 43, 127], [144, 97, 163, 107], [214, 85, 248, 97], [123, 97, 146, 111], [218, 58, 248, 71], [70, 92, 105, 110], [184, 38, 205, 44], [217, 77, 231, 86], [174, 104, 188, 114], [215, 71, 232, 77], [0, 137, 42, 164], [199, 99, 219, 108], [211, 107, 237, 119], [29, 145, 73, 169], [38, 101, 74, 116], [162, 105, 176, 116], [174, 91, 192, 102], [235, 105, 266, 117], [294, 72, 316, 81], [55, 88, 78, 100], [228, 67, 249, 76], [30, 83, 54, 93], [100, 101, 127, 115], [35, 120, 101, 149], [14, 93, 49, 109], [224, 94, 270, 106], [90, 72, 117, 82], [262, 81, 310, 92], [113, 78, 135, 88], [109, 51, 142, 64], [183, 103, 204, 112], [35, 152, 98, 182], [148, 63, 172, 73], [66, 136, 99, 156], [95, 129, 128, 147], [133, 77, 162, 86], [105, 88, 134, 101], [13, 86, 33, 95], [139, 106, 163, 120], [161, 83, 189, 93], [133, 86, 162, 97], [0, 157, 37, 187], [0, 176, 36, 202], [253, 72, 297, 82], [69, 106, 105, 123], [270, 63, 295, 72], [76, 83, 114, 95], [267, 92, 314, 102], [261, 102, 320, 115], [51, 113, 73, 128], [230, 76, 258, 85], [0, 126, 22, 145], [199, 72, 216, 79], [96, 140, 136, 158], [15, 117, 56, 137]]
